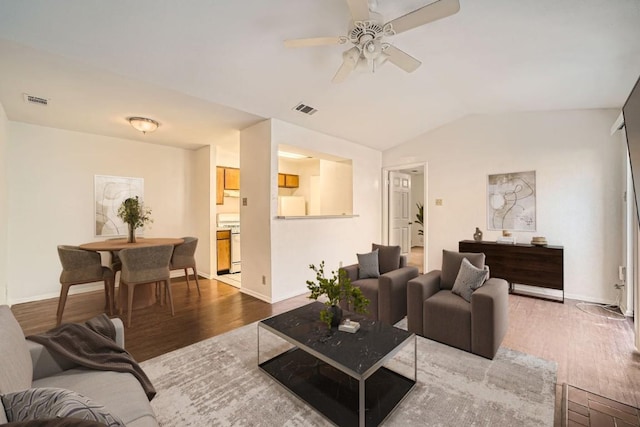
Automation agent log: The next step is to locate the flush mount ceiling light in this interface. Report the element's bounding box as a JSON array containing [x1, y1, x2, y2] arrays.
[[128, 117, 159, 134]]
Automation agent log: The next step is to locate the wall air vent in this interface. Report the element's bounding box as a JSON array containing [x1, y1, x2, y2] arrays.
[[23, 94, 49, 106], [293, 102, 317, 116]]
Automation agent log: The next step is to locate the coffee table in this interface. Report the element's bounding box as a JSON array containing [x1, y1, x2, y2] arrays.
[[258, 302, 416, 427]]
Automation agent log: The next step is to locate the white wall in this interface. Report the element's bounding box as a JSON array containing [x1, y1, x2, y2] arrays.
[[0, 102, 8, 305], [194, 145, 212, 278], [239, 120, 273, 301], [383, 110, 624, 303], [7, 122, 204, 303], [270, 120, 382, 303], [319, 159, 353, 215]]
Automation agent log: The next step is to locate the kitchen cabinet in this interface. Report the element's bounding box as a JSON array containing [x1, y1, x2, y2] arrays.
[[216, 167, 225, 205], [278, 173, 299, 188], [224, 168, 240, 190], [217, 230, 231, 273]]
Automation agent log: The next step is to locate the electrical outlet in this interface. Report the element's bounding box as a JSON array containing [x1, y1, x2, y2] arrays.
[[435, 198, 443, 206], [242, 197, 248, 206], [262, 275, 266, 285]]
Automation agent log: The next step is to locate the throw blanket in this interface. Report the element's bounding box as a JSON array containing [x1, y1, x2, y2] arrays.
[[27, 314, 156, 400]]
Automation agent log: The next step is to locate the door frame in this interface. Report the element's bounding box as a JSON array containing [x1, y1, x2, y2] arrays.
[[382, 162, 428, 272]]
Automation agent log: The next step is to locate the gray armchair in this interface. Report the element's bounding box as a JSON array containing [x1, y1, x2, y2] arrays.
[[407, 250, 509, 359], [340, 244, 419, 325]]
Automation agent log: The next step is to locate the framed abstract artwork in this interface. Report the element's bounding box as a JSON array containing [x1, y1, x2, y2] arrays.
[[487, 171, 536, 231], [94, 175, 144, 236]]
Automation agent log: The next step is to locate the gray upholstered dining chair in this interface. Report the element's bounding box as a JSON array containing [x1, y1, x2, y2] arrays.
[[169, 236, 201, 296], [107, 238, 123, 284], [119, 244, 174, 327], [56, 245, 115, 326]]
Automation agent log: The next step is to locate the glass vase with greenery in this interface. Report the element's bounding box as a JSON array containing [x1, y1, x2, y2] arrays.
[[306, 261, 369, 329], [117, 196, 153, 243]]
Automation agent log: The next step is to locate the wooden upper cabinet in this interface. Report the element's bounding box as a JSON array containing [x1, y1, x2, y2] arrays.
[[216, 167, 225, 205], [224, 168, 240, 190], [284, 174, 299, 188], [278, 173, 299, 188]]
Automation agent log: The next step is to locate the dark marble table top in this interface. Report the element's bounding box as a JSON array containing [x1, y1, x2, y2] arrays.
[[259, 301, 414, 378]]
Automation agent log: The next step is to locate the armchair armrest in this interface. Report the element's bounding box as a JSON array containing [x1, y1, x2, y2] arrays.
[[471, 278, 509, 359], [406, 270, 442, 336], [378, 266, 419, 324], [340, 264, 359, 283], [29, 317, 125, 380]]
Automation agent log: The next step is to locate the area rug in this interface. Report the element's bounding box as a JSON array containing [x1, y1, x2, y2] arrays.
[[140, 320, 557, 426]]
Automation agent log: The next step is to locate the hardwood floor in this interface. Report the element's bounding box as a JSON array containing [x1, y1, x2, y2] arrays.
[[10, 278, 640, 426], [408, 245, 424, 273], [11, 278, 308, 362]]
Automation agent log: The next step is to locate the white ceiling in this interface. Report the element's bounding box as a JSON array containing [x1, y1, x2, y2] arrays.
[[0, 0, 639, 152]]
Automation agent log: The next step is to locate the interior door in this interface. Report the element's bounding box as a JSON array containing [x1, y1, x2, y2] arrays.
[[389, 171, 411, 256]]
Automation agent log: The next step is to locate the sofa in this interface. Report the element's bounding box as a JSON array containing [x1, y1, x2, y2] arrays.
[[341, 243, 419, 325], [407, 250, 509, 359], [0, 305, 158, 426]]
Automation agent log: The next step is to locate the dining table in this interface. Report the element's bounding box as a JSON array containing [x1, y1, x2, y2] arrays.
[[79, 237, 184, 310]]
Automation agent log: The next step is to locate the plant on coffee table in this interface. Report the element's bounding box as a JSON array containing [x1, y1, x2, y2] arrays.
[[306, 261, 369, 329]]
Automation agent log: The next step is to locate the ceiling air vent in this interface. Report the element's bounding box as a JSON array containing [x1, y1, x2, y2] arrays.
[[293, 102, 317, 116], [23, 94, 49, 106]]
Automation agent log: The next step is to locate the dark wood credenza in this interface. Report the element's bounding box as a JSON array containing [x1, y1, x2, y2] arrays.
[[458, 240, 564, 302]]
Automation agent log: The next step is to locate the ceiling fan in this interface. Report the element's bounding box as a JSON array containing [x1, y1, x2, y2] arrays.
[[284, 0, 460, 83]]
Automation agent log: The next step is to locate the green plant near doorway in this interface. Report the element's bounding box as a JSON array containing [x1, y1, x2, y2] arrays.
[[415, 202, 424, 236]]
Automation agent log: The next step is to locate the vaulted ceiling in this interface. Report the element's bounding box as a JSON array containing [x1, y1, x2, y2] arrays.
[[1, 0, 639, 151]]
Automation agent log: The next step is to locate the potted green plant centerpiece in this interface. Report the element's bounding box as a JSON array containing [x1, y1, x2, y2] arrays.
[[306, 261, 369, 329], [117, 196, 153, 243]]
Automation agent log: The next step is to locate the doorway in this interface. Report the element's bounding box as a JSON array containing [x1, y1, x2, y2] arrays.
[[382, 163, 427, 273]]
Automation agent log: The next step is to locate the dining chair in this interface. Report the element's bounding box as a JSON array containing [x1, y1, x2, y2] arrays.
[[169, 236, 201, 296], [119, 244, 174, 327], [106, 237, 123, 277], [56, 245, 115, 326]]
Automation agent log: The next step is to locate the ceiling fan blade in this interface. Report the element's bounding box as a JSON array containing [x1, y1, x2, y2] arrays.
[[332, 47, 360, 83], [386, 0, 460, 35], [346, 0, 370, 22], [284, 36, 347, 48], [384, 45, 421, 73]]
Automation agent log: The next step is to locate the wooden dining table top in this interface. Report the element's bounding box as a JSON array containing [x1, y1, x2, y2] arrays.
[[78, 237, 184, 251]]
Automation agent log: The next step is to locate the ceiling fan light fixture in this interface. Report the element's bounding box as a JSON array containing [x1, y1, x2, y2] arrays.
[[285, 0, 460, 82], [128, 117, 159, 134]]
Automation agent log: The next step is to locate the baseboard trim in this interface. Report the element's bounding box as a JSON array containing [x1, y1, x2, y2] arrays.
[[8, 271, 211, 307]]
